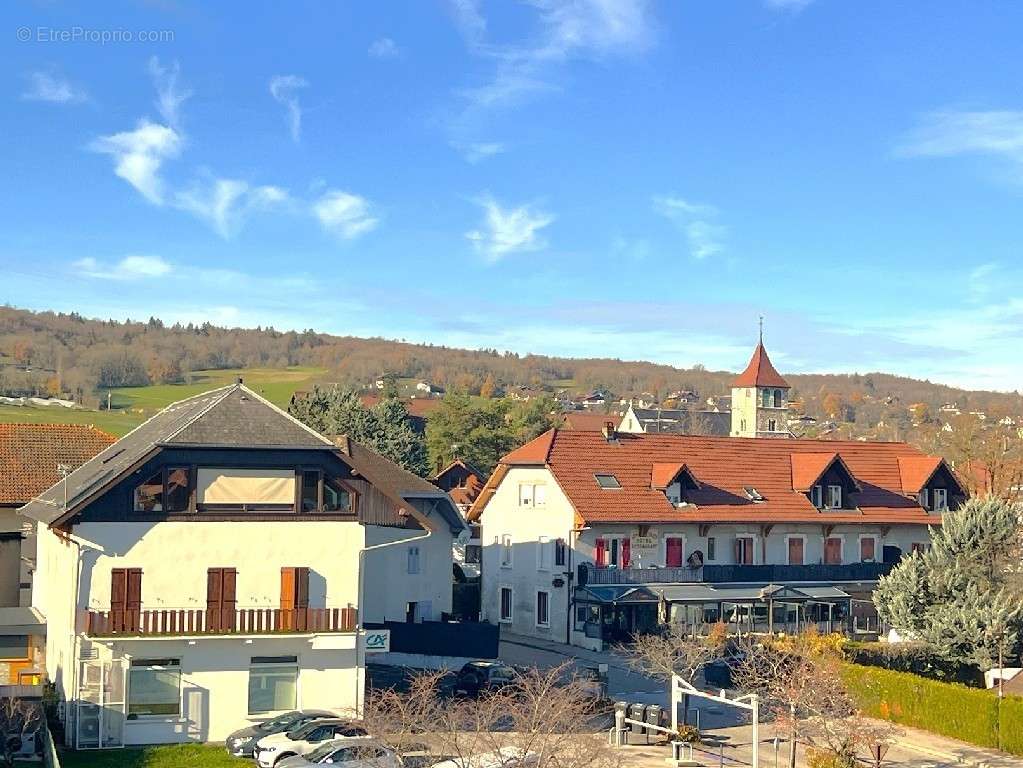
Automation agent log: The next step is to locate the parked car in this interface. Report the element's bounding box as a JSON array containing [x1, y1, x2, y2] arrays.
[[225, 710, 337, 757], [255, 719, 369, 767], [702, 654, 746, 689], [574, 666, 606, 699], [431, 748, 537, 768], [453, 661, 518, 697], [276, 739, 399, 767]]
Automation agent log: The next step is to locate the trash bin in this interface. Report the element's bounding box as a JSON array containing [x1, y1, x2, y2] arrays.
[[629, 703, 647, 737], [645, 704, 662, 735]]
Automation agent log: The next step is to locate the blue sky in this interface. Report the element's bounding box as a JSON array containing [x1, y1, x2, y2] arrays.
[[3, 1, 1023, 391]]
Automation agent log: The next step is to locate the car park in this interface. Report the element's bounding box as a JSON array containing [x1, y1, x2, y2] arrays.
[[254, 719, 369, 767], [225, 710, 337, 758], [453, 661, 518, 697], [276, 739, 399, 767]]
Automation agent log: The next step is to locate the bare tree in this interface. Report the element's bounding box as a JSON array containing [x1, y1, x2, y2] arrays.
[[0, 698, 41, 768], [363, 664, 620, 768]]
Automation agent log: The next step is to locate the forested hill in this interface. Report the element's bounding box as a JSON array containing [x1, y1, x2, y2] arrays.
[[0, 305, 1019, 421]]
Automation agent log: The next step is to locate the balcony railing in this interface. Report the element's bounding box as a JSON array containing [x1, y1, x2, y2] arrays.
[[578, 561, 894, 586], [83, 606, 358, 637]]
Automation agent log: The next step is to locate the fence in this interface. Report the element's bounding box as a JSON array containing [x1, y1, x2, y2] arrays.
[[364, 620, 499, 659], [85, 606, 357, 636]]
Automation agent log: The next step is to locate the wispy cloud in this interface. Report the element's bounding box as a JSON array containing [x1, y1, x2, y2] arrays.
[[653, 195, 726, 259], [73, 254, 172, 280], [269, 75, 309, 143], [174, 179, 290, 238], [313, 190, 379, 239], [465, 195, 555, 262], [22, 71, 87, 104], [452, 141, 507, 163], [368, 37, 400, 59], [89, 120, 182, 204], [899, 110, 1023, 175], [148, 57, 191, 128], [764, 0, 814, 12]]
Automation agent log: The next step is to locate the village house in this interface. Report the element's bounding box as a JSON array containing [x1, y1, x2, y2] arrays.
[[469, 423, 962, 651], [619, 405, 731, 436], [0, 424, 115, 687], [22, 383, 465, 747]]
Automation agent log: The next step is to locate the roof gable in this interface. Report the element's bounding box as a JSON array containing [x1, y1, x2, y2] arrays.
[[897, 456, 944, 494], [790, 452, 860, 492], [503, 429, 557, 464], [651, 462, 701, 490], [732, 343, 790, 389]]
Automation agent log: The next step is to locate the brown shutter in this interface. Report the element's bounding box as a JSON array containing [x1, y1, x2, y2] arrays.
[[111, 569, 126, 631], [295, 567, 310, 608], [125, 568, 142, 631], [280, 568, 296, 610]]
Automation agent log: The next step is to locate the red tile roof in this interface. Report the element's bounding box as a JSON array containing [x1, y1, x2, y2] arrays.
[[560, 411, 622, 431], [472, 429, 946, 526], [732, 343, 790, 389], [897, 456, 944, 494], [0, 424, 116, 505], [651, 462, 693, 490], [359, 394, 442, 418]]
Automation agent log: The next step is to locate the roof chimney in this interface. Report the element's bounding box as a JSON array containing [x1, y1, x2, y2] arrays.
[[236, 376, 244, 385], [602, 421, 617, 442]]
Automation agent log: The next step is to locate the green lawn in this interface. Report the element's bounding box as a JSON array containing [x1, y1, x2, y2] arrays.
[[59, 744, 248, 768], [0, 367, 328, 437]]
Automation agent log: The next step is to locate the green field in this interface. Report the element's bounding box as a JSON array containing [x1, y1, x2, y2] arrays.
[[59, 744, 247, 768], [0, 367, 327, 437]]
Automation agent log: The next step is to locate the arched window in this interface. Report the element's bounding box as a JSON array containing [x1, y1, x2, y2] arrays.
[[773, 389, 782, 408], [761, 389, 771, 408]]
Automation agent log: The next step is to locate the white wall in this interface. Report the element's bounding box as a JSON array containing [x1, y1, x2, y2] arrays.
[[98, 635, 358, 743], [479, 467, 576, 641], [361, 524, 454, 623]]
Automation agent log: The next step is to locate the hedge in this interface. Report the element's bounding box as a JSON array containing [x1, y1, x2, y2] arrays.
[[842, 663, 1023, 756], [843, 641, 984, 687]]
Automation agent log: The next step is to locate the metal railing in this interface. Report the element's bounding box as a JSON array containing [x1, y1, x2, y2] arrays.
[[83, 606, 357, 636]]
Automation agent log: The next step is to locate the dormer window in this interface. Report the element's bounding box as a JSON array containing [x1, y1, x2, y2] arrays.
[[811, 485, 823, 508], [133, 467, 191, 513], [826, 485, 842, 509], [595, 474, 621, 489], [917, 489, 929, 509], [933, 488, 948, 511]]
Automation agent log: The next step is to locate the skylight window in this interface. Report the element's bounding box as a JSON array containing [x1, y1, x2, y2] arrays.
[[743, 486, 764, 502], [595, 474, 621, 489]]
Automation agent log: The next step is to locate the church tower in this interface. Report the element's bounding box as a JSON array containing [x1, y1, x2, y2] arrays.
[[730, 328, 791, 438]]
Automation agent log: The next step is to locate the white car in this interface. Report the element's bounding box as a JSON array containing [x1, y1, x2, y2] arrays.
[[254, 719, 369, 767], [277, 739, 400, 767], [431, 748, 537, 768]]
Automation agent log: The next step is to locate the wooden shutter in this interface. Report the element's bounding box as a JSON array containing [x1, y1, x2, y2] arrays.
[[111, 569, 127, 631], [824, 538, 841, 565], [207, 568, 237, 631], [620, 539, 631, 568], [594, 539, 606, 568], [280, 568, 296, 609], [125, 568, 142, 631], [295, 567, 309, 608], [788, 538, 804, 565]]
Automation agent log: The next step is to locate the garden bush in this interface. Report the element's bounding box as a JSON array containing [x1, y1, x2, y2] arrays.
[[843, 641, 983, 686], [842, 663, 1023, 755]]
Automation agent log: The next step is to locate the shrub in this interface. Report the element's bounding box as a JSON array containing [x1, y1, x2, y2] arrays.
[[842, 663, 1023, 755], [675, 724, 700, 743], [806, 748, 855, 768], [843, 641, 983, 686]]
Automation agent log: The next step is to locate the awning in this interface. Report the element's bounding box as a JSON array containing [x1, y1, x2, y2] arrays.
[[575, 585, 659, 604], [575, 583, 850, 605]]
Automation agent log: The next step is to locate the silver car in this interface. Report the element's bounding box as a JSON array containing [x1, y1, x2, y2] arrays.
[[276, 740, 400, 767]]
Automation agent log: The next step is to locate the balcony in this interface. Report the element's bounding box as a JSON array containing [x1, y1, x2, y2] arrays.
[[578, 561, 893, 586], [83, 606, 358, 637]]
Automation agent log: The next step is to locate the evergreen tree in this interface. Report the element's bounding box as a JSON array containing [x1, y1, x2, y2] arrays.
[[372, 396, 429, 477], [875, 496, 1023, 668]]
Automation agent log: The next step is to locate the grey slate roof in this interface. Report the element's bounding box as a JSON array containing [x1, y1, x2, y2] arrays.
[[21, 384, 334, 525], [630, 408, 730, 437]]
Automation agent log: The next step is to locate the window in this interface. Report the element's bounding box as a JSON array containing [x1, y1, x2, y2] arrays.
[[824, 537, 842, 564], [554, 538, 567, 567], [197, 468, 295, 510], [0, 635, 28, 660], [911, 542, 927, 554], [128, 658, 181, 716], [917, 489, 930, 509], [500, 535, 513, 567], [773, 389, 783, 408], [519, 485, 533, 506], [706, 537, 716, 561], [300, 470, 320, 512], [762, 389, 772, 408], [536, 591, 550, 627], [407, 545, 421, 575], [134, 468, 191, 513], [165, 468, 190, 512], [248, 656, 298, 714], [735, 536, 754, 565], [767, 419, 777, 432], [537, 536, 552, 571], [860, 536, 877, 562], [827, 485, 842, 509], [665, 537, 684, 568], [787, 537, 804, 565], [933, 488, 948, 511], [811, 485, 823, 508], [322, 478, 353, 513], [594, 474, 621, 489], [499, 587, 513, 622], [465, 544, 482, 565], [533, 485, 547, 506], [134, 471, 164, 512]]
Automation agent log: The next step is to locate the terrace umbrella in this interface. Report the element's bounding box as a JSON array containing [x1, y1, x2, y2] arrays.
[[657, 590, 668, 626]]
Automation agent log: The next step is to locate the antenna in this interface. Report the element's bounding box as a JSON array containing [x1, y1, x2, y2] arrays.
[[57, 463, 72, 511], [758, 315, 764, 344]]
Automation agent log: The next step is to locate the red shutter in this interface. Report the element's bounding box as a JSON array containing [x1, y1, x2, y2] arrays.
[[595, 539, 607, 568], [666, 538, 684, 568], [620, 539, 631, 568], [861, 538, 875, 562], [788, 538, 804, 565]]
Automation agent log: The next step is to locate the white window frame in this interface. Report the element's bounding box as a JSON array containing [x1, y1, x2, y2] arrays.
[[822, 535, 844, 565], [128, 658, 182, 718], [500, 534, 513, 568], [917, 488, 930, 509], [932, 488, 948, 511], [554, 538, 567, 567], [407, 545, 421, 575], [734, 534, 757, 565], [826, 485, 842, 509], [535, 590, 550, 628], [499, 586, 513, 623], [537, 536, 552, 571], [533, 484, 547, 507], [858, 534, 879, 563], [811, 485, 823, 508], [784, 534, 807, 565], [661, 534, 687, 568], [518, 484, 533, 507], [767, 418, 777, 432], [706, 536, 716, 562]]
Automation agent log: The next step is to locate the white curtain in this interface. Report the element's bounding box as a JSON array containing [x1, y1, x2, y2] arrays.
[[197, 468, 295, 505]]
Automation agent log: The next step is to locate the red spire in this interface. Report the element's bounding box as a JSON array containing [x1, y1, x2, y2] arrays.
[[732, 342, 790, 389]]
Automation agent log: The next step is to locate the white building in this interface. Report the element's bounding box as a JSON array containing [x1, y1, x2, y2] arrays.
[[23, 383, 465, 747], [469, 426, 962, 651]]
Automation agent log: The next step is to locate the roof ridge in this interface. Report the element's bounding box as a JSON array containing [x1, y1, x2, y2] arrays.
[[235, 384, 335, 446], [160, 384, 240, 444]]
